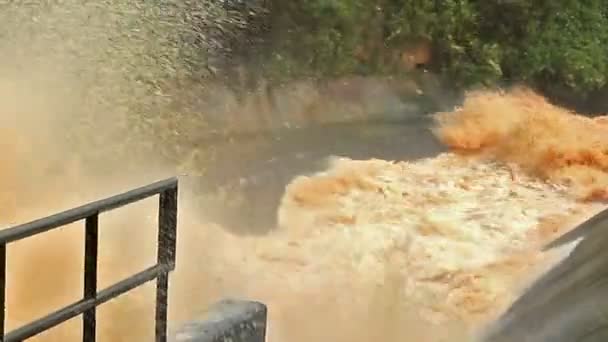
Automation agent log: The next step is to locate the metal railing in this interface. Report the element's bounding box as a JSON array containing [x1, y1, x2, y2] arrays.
[[0, 177, 178, 342]]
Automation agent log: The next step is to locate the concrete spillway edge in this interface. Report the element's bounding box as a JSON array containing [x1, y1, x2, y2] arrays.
[[173, 299, 267, 342]]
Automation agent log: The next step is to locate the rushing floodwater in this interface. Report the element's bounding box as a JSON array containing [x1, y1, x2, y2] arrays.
[[193, 116, 445, 234]]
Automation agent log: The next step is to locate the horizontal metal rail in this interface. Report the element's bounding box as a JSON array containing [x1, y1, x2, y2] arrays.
[[0, 177, 178, 244], [0, 177, 178, 342]]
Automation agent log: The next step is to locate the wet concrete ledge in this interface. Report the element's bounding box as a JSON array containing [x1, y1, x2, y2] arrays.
[[174, 299, 267, 342]]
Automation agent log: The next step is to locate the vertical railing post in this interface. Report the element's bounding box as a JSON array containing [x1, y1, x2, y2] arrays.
[[83, 214, 99, 342], [156, 187, 178, 342], [158, 187, 178, 270], [0, 243, 6, 342], [0, 177, 178, 342]]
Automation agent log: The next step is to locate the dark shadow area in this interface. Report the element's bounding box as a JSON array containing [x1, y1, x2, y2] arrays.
[[189, 116, 444, 235]]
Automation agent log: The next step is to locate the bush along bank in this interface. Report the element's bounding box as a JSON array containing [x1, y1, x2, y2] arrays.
[[243, 0, 608, 112]]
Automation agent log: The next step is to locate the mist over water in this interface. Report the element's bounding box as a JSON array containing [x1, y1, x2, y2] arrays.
[[4, 2, 605, 342], [0, 2, 454, 341]]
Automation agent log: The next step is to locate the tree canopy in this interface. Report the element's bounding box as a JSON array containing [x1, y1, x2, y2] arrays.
[[262, 0, 608, 95]]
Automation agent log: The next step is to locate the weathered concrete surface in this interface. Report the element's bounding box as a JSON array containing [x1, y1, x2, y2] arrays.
[[479, 211, 608, 342], [174, 299, 267, 342]]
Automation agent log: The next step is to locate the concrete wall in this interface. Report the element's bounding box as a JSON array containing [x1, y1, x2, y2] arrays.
[[173, 299, 267, 342]]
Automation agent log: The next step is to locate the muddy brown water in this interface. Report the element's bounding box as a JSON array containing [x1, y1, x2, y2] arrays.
[[190, 111, 608, 342], [188, 116, 444, 235]]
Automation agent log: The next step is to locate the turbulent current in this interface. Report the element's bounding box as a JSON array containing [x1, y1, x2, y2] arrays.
[[3, 86, 608, 341]]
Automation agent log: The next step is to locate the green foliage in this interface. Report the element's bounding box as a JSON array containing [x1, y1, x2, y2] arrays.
[[267, 0, 380, 78], [266, 0, 608, 94], [495, 0, 608, 92]]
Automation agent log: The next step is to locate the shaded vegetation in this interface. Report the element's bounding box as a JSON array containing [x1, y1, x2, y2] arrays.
[[262, 0, 608, 96]]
